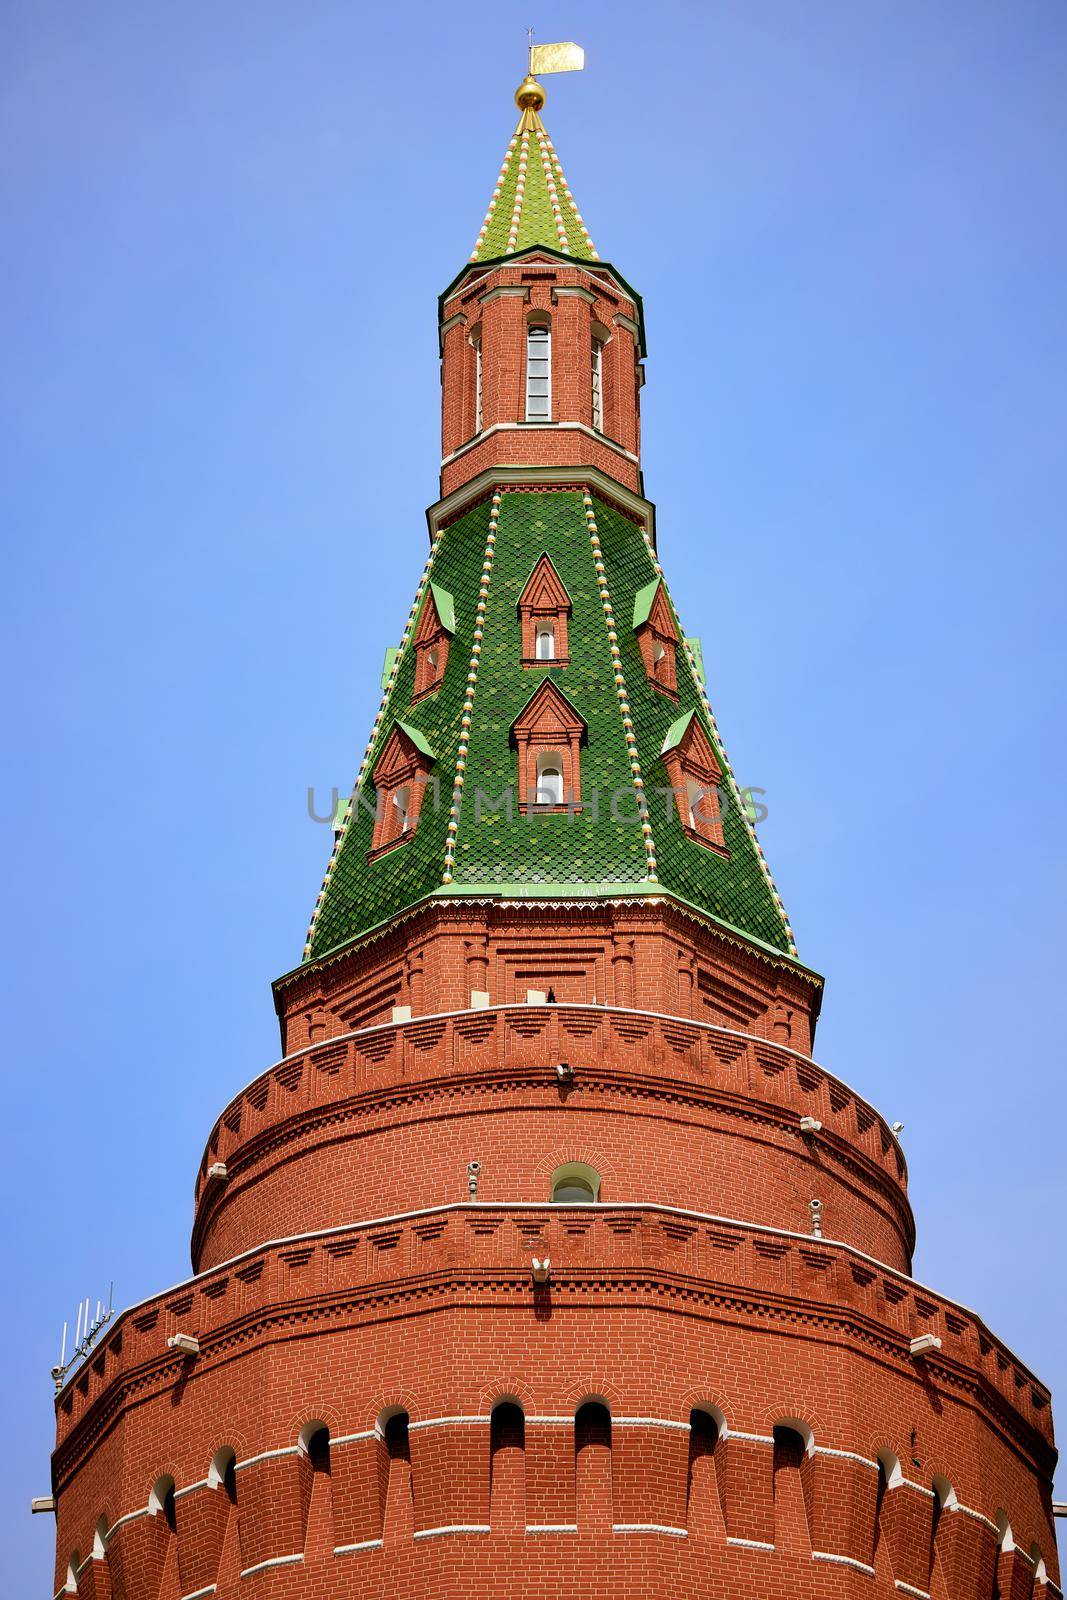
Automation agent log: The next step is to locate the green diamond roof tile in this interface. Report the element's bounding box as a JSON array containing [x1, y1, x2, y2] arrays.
[[306, 489, 795, 963]]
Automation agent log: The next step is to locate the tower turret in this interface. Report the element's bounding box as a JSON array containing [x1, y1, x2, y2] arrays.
[[48, 60, 1058, 1600]]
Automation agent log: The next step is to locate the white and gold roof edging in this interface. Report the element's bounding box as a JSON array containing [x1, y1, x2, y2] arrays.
[[471, 134, 518, 260], [441, 492, 501, 885], [583, 491, 659, 882], [638, 525, 797, 956], [539, 129, 598, 259], [303, 538, 443, 960], [505, 129, 532, 252]]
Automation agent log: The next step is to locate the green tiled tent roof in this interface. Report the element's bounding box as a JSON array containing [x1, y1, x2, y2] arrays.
[[470, 96, 598, 263], [305, 490, 795, 962]]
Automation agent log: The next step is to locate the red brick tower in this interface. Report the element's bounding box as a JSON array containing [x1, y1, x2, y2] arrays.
[[50, 65, 1059, 1600]]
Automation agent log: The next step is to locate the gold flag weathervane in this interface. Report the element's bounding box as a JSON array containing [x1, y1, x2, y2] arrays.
[[528, 39, 585, 77]]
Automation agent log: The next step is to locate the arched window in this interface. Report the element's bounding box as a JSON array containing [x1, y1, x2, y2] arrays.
[[64, 1551, 80, 1594], [1030, 1543, 1047, 1584], [535, 750, 564, 807], [526, 321, 551, 421], [393, 784, 412, 833], [535, 622, 555, 660], [551, 1161, 600, 1203]]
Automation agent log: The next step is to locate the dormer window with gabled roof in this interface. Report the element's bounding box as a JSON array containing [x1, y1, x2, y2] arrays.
[[661, 711, 729, 858], [368, 721, 436, 859], [412, 584, 455, 701], [633, 578, 680, 698], [511, 679, 586, 813], [518, 554, 571, 667]]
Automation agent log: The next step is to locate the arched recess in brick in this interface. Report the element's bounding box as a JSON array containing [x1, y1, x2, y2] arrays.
[[772, 1422, 813, 1555], [575, 1400, 613, 1534], [489, 1401, 526, 1532], [379, 1409, 415, 1546], [298, 1421, 333, 1559], [686, 1406, 727, 1538]]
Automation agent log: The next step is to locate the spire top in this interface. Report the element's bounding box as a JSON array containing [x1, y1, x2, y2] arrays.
[[469, 43, 598, 263]]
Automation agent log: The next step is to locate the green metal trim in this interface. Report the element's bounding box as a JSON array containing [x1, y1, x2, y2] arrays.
[[632, 577, 661, 630], [429, 583, 456, 635], [380, 647, 399, 690], [685, 636, 705, 682], [396, 720, 437, 761], [660, 709, 696, 756]]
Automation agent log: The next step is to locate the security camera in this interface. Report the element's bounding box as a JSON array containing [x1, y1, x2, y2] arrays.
[[467, 1160, 481, 1173], [891, 1121, 904, 1135]]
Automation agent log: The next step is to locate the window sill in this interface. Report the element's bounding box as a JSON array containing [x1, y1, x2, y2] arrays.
[[682, 825, 729, 859], [521, 656, 570, 669], [410, 681, 443, 704], [649, 680, 679, 702], [518, 803, 584, 816], [367, 833, 416, 863]]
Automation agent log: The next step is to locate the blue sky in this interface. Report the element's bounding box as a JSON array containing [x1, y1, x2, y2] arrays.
[[2, 1, 1065, 1588]]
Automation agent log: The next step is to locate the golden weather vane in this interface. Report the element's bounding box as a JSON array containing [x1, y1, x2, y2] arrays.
[[516, 31, 585, 117]]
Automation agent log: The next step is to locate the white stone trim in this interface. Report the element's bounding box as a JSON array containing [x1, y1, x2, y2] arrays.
[[331, 1428, 379, 1447], [180, 1587, 217, 1600], [173, 1477, 211, 1500], [727, 1536, 775, 1551], [955, 1502, 999, 1534], [408, 1415, 490, 1430], [730, 1431, 775, 1445], [234, 1445, 300, 1472], [814, 1550, 876, 1574], [613, 1416, 689, 1431], [815, 1445, 880, 1471], [440, 419, 640, 470], [334, 1538, 383, 1555], [895, 1584, 931, 1599], [613, 1523, 688, 1536], [413, 1524, 491, 1538], [526, 1415, 575, 1424], [239, 1552, 303, 1578], [900, 1478, 937, 1498], [105, 1506, 148, 1537]]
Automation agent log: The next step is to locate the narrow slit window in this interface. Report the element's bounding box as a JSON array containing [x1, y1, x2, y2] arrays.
[[591, 337, 604, 431], [526, 323, 551, 421], [474, 338, 483, 433], [535, 622, 555, 660]]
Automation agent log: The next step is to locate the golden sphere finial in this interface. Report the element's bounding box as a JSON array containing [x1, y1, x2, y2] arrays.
[[515, 73, 546, 112]]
